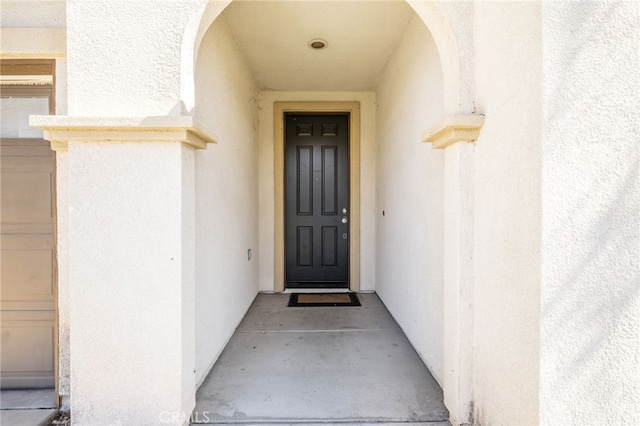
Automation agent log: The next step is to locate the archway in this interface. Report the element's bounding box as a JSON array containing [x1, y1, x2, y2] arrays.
[[186, 2, 472, 424]]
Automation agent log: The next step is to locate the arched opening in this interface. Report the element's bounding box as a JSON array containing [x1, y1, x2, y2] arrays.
[[189, 0, 463, 421]]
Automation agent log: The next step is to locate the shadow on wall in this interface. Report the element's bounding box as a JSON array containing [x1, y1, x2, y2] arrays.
[[542, 1, 639, 397], [541, 161, 640, 386]]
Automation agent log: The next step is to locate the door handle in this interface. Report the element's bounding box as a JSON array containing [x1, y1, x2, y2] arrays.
[[342, 216, 348, 224]]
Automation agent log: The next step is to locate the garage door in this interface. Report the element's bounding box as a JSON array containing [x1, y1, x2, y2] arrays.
[[0, 61, 56, 389]]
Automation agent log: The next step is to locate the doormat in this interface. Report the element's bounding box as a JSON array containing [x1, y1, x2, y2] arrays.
[[288, 293, 361, 307]]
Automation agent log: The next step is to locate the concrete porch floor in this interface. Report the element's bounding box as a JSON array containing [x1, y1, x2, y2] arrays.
[[0, 389, 57, 426], [194, 293, 449, 425]]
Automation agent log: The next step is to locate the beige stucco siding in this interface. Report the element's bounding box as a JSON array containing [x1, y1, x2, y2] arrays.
[[540, 2, 640, 423], [472, 2, 542, 424], [375, 15, 445, 384], [193, 15, 260, 387]]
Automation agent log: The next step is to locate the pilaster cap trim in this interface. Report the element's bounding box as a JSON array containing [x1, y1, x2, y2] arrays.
[[29, 115, 217, 151], [422, 114, 484, 149]]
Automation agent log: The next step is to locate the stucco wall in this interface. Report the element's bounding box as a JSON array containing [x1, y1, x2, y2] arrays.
[[408, 1, 474, 115], [66, 141, 196, 424], [472, 2, 542, 424], [0, 1, 65, 28], [375, 15, 445, 384], [193, 15, 260, 386], [65, 0, 201, 116], [540, 2, 640, 424], [257, 91, 377, 292]]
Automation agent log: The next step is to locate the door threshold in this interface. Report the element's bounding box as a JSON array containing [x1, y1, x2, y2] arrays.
[[283, 288, 351, 294]]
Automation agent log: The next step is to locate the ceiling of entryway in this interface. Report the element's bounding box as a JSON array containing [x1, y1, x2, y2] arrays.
[[222, 1, 415, 91]]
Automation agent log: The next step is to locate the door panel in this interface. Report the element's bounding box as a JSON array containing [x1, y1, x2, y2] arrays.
[[285, 114, 349, 288], [0, 311, 55, 388], [0, 138, 55, 389]]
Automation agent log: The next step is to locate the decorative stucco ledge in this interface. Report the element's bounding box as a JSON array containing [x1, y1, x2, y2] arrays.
[[29, 115, 217, 151], [422, 115, 485, 149]]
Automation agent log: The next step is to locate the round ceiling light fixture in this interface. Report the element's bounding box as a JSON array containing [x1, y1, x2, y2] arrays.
[[308, 39, 328, 50]]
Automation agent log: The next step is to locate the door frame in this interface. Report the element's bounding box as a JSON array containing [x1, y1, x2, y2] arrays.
[[274, 102, 360, 292]]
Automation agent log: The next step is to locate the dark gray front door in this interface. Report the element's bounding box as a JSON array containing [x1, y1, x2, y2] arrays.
[[285, 113, 349, 288]]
